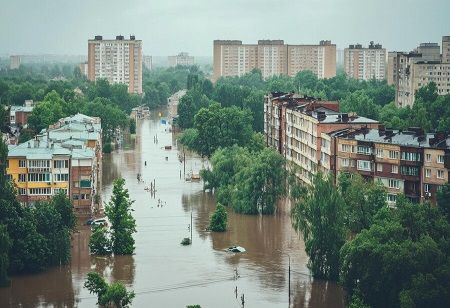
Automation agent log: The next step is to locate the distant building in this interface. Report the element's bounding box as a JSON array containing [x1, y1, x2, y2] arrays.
[[393, 37, 450, 107], [344, 41, 386, 80], [10, 55, 21, 69], [9, 100, 35, 126], [168, 52, 194, 67], [79, 62, 88, 76], [143, 55, 153, 70], [213, 40, 336, 81], [167, 89, 187, 119], [87, 35, 143, 94]]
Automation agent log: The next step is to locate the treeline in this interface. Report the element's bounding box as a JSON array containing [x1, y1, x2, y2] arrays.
[[177, 69, 396, 134], [142, 65, 203, 109], [292, 172, 450, 308], [0, 140, 76, 286]]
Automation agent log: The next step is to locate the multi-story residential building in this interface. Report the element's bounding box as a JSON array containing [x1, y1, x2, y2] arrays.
[[87, 35, 142, 94], [9, 100, 34, 127], [213, 40, 336, 81], [79, 62, 88, 76], [167, 89, 187, 119], [393, 37, 450, 107], [6, 114, 102, 214], [387, 51, 399, 86], [344, 41, 386, 81], [168, 52, 194, 67], [332, 127, 450, 205], [264, 92, 379, 185], [10, 55, 21, 69], [143, 55, 153, 70]]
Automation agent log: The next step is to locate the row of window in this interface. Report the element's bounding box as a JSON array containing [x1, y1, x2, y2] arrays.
[[17, 160, 69, 169], [18, 188, 70, 196]]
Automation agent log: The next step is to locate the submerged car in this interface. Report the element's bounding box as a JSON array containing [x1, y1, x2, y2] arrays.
[[91, 218, 108, 227], [227, 246, 246, 253]]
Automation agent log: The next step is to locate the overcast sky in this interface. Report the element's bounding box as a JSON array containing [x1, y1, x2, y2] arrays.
[[1, 0, 449, 56]]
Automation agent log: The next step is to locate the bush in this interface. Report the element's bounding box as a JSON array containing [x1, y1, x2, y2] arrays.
[[181, 238, 191, 245], [209, 203, 227, 232], [89, 226, 112, 255]]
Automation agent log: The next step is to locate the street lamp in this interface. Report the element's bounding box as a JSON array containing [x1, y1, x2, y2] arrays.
[[277, 250, 291, 307]]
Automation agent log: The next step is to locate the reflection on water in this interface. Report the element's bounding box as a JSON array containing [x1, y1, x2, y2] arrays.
[[0, 108, 344, 307]]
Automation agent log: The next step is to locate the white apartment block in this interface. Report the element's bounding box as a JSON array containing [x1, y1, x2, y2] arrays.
[[168, 52, 194, 67], [213, 40, 336, 81], [88, 35, 142, 94], [344, 42, 386, 80]]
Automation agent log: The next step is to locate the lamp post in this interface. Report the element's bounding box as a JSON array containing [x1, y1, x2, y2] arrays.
[[278, 250, 291, 307]]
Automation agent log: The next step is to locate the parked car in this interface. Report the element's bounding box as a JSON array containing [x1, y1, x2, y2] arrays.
[[91, 218, 108, 227], [227, 246, 246, 253]]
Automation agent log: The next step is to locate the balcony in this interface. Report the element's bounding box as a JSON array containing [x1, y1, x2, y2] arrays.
[[80, 180, 92, 188]]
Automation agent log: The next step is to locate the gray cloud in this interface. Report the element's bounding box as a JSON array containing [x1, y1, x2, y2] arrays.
[[0, 0, 449, 56]]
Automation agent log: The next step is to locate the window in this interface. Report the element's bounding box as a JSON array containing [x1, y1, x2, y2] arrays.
[[376, 148, 383, 158], [54, 174, 69, 182], [341, 144, 352, 153], [54, 188, 68, 195], [388, 179, 400, 189], [19, 160, 26, 168], [387, 194, 397, 203], [437, 155, 444, 164], [28, 173, 51, 182], [357, 146, 372, 155], [437, 170, 445, 179], [401, 152, 421, 161], [341, 158, 349, 167], [425, 153, 432, 162], [28, 188, 51, 195], [389, 151, 399, 159], [54, 160, 69, 169], [28, 160, 50, 168], [81, 194, 91, 200], [377, 163, 383, 172], [391, 165, 398, 174], [424, 184, 430, 192], [18, 188, 26, 195], [400, 166, 419, 176], [18, 174, 26, 182], [425, 169, 431, 178], [357, 160, 372, 171], [72, 194, 79, 200]]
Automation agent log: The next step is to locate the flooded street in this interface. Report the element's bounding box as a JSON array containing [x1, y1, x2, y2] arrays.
[[0, 109, 344, 308]]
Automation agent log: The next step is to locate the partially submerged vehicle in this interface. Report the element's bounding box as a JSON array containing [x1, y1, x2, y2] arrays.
[[227, 246, 246, 253]]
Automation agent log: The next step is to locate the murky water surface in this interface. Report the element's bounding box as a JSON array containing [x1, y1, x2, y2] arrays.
[[0, 109, 344, 308]]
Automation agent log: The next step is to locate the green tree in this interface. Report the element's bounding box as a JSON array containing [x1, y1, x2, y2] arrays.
[[0, 224, 11, 287], [209, 203, 227, 232], [52, 191, 76, 231], [105, 178, 136, 255], [340, 90, 380, 120], [89, 226, 112, 255], [340, 198, 450, 308], [291, 173, 345, 280], [232, 148, 286, 215], [437, 183, 450, 221], [84, 271, 135, 308], [338, 173, 387, 233]]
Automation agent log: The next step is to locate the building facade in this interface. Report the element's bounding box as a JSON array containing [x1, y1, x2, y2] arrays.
[[264, 92, 379, 185], [393, 37, 450, 107], [168, 52, 194, 67], [332, 128, 450, 205], [143, 55, 153, 70], [87, 35, 142, 94], [213, 40, 336, 81], [6, 114, 102, 214], [10, 55, 21, 69], [344, 41, 386, 81]]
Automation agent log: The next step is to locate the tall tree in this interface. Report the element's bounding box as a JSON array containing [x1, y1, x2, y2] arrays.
[[291, 173, 346, 280], [105, 178, 136, 255]]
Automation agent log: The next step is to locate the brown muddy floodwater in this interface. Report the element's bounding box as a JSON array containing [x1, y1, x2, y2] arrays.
[[0, 109, 344, 308]]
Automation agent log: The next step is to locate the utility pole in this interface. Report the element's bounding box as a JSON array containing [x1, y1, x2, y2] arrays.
[[288, 255, 291, 307], [190, 211, 193, 244]]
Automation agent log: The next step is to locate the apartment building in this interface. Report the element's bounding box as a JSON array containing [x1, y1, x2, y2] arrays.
[[213, 40, 336, 81], [332, 127, 449, 205], [344, 41, 386, 81], [264, 92, 379, 185], [6, 114, 102, 214], [168, 52, 194, 67], [143, 55, 153, 70], [79, 62, 88, 76], [10, 55, 21, 69], [9, 100, 34, 126], [88, 35, 142, 94], [393, 37, 450, 107]]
